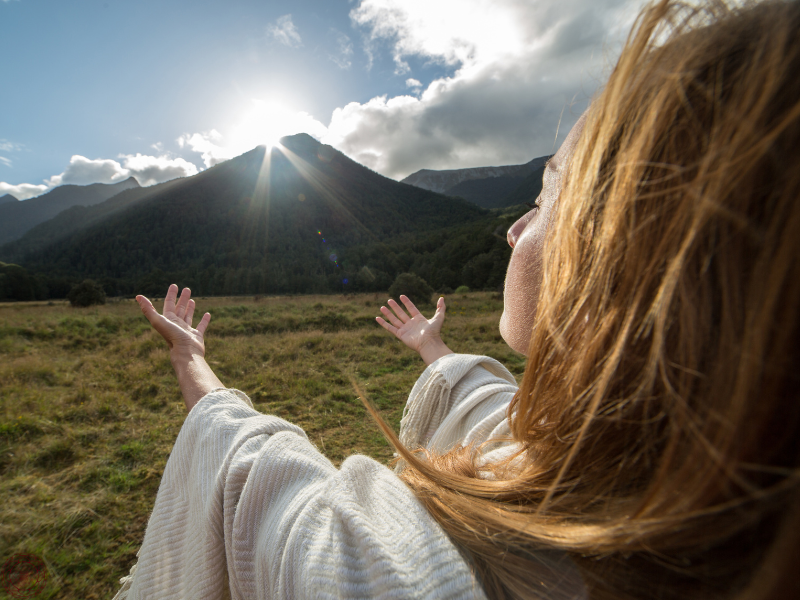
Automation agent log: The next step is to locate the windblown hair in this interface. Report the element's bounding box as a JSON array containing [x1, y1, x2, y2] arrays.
[[364, 1, 800, 598]]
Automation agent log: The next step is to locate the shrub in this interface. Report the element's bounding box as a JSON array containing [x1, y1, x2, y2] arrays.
[[455, 285, 470, 294], [0, 262, 41, 301], [389, 273, 434, 306], [67, 280, 106, 307]]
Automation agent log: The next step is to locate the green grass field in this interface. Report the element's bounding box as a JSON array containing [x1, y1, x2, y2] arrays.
[[0, 291, 524, 599]]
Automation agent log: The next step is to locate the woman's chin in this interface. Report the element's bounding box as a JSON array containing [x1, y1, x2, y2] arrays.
[[499, 311, 528, 355]]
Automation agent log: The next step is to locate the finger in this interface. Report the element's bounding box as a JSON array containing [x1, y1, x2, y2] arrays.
[[184, 299, 196, 326], [387, 298, 410, 323], [399, 295, 422, 317], [163, 284, 179, 315], [175, 287, 191, 318], [380, 305, 404, 329], [196, 312, 211, 336], [375, 316, 398, 335]]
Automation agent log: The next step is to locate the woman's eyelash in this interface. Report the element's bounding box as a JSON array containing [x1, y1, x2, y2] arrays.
[[525, 201, 540, 210]]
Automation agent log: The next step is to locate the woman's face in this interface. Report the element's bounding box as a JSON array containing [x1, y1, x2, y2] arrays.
[[500, 111, 588, 355]]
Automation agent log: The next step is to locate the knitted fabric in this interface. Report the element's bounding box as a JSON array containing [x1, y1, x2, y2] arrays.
[[112, 354, 517, 599]]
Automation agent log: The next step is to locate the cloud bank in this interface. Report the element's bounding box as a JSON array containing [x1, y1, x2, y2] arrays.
[[0, 182, 48, 201], [1, 153, 198, 201], [319, 0, 646, 180], [46, 154, 198, 188]]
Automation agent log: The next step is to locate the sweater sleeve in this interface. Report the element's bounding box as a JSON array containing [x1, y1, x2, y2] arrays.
[[399, 354, 519, 455], [113, 389, 487, 600]]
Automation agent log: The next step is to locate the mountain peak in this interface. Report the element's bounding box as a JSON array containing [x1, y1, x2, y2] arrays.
[[278, 133, 324, 158], [0, 194, 19, 205]]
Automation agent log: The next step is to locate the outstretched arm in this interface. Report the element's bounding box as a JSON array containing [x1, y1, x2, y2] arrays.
[[376, 295, 454, 365], [136, 284, 224, 412]]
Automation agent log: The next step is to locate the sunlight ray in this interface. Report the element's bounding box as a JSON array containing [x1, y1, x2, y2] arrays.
[[276, 145, 383, 245]]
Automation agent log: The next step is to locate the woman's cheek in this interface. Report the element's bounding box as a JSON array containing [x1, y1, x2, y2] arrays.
[[501, 233, 544, 354]]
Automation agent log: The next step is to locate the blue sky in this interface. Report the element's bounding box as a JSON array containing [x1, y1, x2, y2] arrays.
[[1, 0, 646, 200]]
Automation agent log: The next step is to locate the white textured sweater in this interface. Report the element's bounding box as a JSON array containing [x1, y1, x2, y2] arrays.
[[112, 354, 519, 600]]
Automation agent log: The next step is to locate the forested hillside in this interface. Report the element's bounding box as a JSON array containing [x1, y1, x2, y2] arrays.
[[10, 134, 524, 299], [0, 177, 140, 245], [0, 179, 182, 263]]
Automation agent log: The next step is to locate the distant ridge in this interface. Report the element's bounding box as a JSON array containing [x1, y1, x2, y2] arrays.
[[0, 194, 18, 205], [401, 155, 550, 194], [19, 134, 489, 297], [0, 177, 140, 245], [0, 178, 182, 264]]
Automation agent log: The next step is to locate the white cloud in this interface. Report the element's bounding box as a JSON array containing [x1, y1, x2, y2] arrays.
[[0, 153, 199, 201], [46, 155, 129, 187], [44, 153, 198, 187], [118, 153, 199, 186], [405, 78, 422, 88], [267, 14, 302, 48], [0, 156, 11, 168], [0, 182, 47, 201], [330, 30, 354, 69], [179, 101, 328, 167], [177, 130, 230, 169], [325, 0, 647, 180], [0, 140, 22, 153]]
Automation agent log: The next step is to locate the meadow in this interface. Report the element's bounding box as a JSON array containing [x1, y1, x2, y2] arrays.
[[0, 291, 524, 599]]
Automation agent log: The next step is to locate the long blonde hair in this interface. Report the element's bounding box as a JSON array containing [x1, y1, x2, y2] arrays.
[[365, 1, 800, 598]]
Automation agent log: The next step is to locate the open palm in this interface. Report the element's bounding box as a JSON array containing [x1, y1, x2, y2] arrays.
[[136, 284, 211, 358], [376, 295, 446, 355]]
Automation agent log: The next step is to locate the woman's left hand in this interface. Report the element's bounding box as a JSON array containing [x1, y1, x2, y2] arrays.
[[376, 295, 453, 365], [136, 284, 210, 360]]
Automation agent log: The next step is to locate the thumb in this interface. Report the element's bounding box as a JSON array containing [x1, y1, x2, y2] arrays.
[[433, 296, 446, 321], [136, 295, 172, 341], [136, 295, 159, 325]]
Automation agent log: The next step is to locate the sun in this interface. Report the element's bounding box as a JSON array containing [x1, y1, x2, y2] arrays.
[[228, 99, 327, 153]]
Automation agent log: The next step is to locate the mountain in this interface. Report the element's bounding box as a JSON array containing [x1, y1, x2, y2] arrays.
[[0, 179, 182, 264], [501, 164, 547, 208], [0, 194, 18, 205], [401, 155, 550, 194], [444, 175, 527, 209], [0, 177, 140, 245], [20, 134, 494, 297]]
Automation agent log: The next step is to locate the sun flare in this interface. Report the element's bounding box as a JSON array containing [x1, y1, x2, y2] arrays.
[[228, 99, 328, 153]]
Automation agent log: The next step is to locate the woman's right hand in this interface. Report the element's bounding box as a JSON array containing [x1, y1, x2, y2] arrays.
[[376, 295, 453, 365], [136, 284, 211, 361], [136, 284, 225, 412]]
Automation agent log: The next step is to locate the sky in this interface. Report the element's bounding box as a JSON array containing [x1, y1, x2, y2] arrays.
[[0, 0, 649, 200]]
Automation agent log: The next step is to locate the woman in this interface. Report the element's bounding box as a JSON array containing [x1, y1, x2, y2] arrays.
[[115, 1, 800, 598]]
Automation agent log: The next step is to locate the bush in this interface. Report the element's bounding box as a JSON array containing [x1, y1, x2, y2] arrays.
[[67, 280, 106, 307], [388, 273, 434, 306], [455, 285, 470, 294]]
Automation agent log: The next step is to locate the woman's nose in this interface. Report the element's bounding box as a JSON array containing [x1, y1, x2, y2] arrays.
[[507, 215, 528, 248]]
